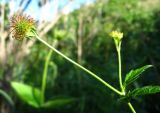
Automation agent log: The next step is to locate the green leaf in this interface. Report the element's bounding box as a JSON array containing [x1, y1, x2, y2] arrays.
[[42, 97, 75, 108], [11, 82, 41, 108], [0, 89, 14, 106], [123, 65, 153, 88], [129, 86, 160, 97], [119, 86, 160, 103]]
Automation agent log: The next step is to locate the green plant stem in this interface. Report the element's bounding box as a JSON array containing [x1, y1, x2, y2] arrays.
[[34, 33, 123, 96], [41, 50, 53, 104], [117, 44, 124, 92], [128, 102, 136, 113], [115, 41, 136, 113], [0, 89, 14, 106]]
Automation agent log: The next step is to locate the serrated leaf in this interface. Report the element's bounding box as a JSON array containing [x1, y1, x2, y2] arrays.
[[129, 86, 160, 97], [42, 97, 74, 108], [123, 65, 153, 88], [11, 82, 41, 108]]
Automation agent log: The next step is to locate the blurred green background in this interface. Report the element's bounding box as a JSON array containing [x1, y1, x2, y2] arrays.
[[0, 0, 160, 113]]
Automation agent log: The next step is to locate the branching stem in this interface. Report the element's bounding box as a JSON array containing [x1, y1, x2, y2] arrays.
[[34, 32, 123, 96], [34, 32, 136, 113]]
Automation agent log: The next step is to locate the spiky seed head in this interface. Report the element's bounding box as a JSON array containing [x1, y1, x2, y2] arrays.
[[10, 13, 36, 40]]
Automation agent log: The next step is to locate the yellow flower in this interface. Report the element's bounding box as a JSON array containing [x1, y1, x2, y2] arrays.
[[10, 13, 36, 40], [110, 31, 123, 40]]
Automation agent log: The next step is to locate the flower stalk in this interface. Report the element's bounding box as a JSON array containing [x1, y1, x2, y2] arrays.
[[110, 31, 124, 92], [128, 102, 136, 113], [110, 31, 136, 113], [33, 31, 123, 96], [117, 44, 124, 92], [41, 50, 53, 104]]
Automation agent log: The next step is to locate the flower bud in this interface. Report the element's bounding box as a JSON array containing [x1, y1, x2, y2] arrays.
[[110, 31, 123, 41]]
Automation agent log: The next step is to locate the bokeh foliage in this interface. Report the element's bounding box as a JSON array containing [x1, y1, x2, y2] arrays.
[[1, 0, 160, 113]]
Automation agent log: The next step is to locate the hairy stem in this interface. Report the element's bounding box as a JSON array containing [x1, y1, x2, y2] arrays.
[[34, 32, 123, 95]]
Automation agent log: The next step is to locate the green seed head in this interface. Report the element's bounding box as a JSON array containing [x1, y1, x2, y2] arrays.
[[10, 13, 36, 40]]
